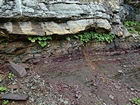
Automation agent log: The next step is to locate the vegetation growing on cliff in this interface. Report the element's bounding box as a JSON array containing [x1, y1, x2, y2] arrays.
[[28, 31, 115, 47], [124, 21, 140, 35], [28, 36, 52, 47], [67, 31, 115, 44]]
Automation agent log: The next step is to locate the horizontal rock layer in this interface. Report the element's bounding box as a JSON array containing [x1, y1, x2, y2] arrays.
[[0, 19, 111, 36], [0, 1, 108, 21], [0, 37, 140, 63]]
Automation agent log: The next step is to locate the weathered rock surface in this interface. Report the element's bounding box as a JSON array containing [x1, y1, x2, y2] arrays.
[[0, 0, 132, 38], [0, 19, 111, 36], [0, 1, 109, 20], [8, 61, 27, 77]]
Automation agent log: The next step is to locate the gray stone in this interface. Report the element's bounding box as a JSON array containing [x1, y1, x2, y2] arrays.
[[112, 14, 121, 24], [109, 94, 114, 100], [8, 61, 27, 77], [38, 3, 48, 10], [1, 93, 28, 100], [111, 25, 131, 37]]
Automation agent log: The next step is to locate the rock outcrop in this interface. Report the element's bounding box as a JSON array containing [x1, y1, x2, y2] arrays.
[[0, 0, 131, 37], [0, 0, 140, 63]]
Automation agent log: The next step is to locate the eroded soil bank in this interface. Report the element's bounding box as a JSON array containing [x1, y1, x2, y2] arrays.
[[0, 40, 140, 105]]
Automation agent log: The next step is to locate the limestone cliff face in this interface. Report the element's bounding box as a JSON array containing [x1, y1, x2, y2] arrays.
[[0, 0, 138, 37]]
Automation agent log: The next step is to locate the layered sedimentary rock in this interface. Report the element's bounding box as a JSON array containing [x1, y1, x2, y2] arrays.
[[0, 0, 140, 63], [0, 0, 131, 37]]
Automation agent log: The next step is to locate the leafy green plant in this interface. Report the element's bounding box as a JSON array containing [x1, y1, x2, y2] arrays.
[[124, 21, 140, 34], [3, 100, 9, 105], [28, 36, 52, 47], [131, 97, 140, 105], [8, 73, 14, 79], [0, 86, 7, 92], [66, 37, 71, 41], [92, 32, 115, 43], [77, 32, 91, 44], [73, 31, 115, 44]]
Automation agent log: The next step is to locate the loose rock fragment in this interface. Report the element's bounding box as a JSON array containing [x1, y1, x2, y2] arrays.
[[109, 94, 114, 100], [1, 93, 28, 100], [8, 61, 27, 77], [7, 85, 19, 90]]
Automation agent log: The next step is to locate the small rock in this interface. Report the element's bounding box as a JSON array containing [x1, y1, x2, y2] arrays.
[[8, 61, 27, 77], [109, 95, 114, 100], [130, 88, 135, 91], [7, 85, 19, 90], [75, 91, 81, 99], [118, 70, 123, 73], [123, 65, 127, 68], [1, 93, 28, 100], [114, 84, 121, 89], [63, 100, 69, 104], [88, 93, 92, 96]]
